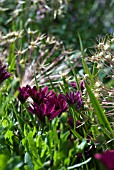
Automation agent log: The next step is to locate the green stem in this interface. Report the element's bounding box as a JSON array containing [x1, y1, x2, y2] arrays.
[[12, 103, 24, 136]]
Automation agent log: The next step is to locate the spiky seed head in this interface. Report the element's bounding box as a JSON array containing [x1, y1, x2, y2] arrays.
[[104, 43, 110, 51], [97, 42, 104, 49], [111, 38, 114, 43], [98, 52, 104, 57], [94, 93, 99, 98], [97, 64, 102, 69], [105, 54, 111, 59], [95, 82, 101, 88], [112, 58, 114, 62], [84, 74, 89, 80]]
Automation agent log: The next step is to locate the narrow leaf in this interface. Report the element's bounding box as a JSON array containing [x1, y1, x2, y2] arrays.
[[85, 81, 112, 134], [67, 157, 92, 169], [82, 58, 94, 86]]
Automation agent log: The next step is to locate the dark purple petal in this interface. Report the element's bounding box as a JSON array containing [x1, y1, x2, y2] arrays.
[[61, 91, 83, 110], [42, 86, 48, 94], [68, 117, 81, 128], [26, 85, 53, 104], [0, 64, 11, 84], [57, 94, 67, 111], [28, 103, 44, 121], [95, 150, 114, 170], [18, 86, 29, 104], [68, 117, 74, 128], [70, 81, 85, 91], [48, 110, 62, 120], [80, 81, 85, 91], [27, 104, 35, 114], [70, 81, 77, 89], [27, 85, 40, 103]]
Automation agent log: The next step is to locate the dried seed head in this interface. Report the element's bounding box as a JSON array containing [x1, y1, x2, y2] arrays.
[[104, 43, 110, 51], [97, 42, 104, 49], [111, 38, 114, 43], [20, 59, 25, 65], [91, 56, 96, 62], [105, 54, 111, 59], [87, 98, 90, 103], [98, 51, 104, 57], [7, 38, 16, 43], [84, 103, 89, 108], [83, 88, 86, 94], [108, 92, 113, 97], [94, 88, 101, 92], [27, 28, 38, 35], [95, 82, 101, 88], [97, 64, 102, 69], [94, 93, 100, 98], [84, 74, 89, 80], [112, 58, 114, 62]]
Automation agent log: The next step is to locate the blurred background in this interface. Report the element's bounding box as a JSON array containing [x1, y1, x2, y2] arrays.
[[0, 0, 114, 49]]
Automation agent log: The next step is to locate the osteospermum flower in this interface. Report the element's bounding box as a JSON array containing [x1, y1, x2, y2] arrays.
[[28, 102, 55, 121], [70, 80, 86, 91], [18, 86, 29, 104], [94, 150, 114, 170], [28, 92, 67, 121], [45, 94, 67, 120], [0, 63, 11, 84], [26, 85, 53, 104], [61, 91, 83, 110]]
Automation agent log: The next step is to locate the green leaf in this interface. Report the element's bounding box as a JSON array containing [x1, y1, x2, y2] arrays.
[[5, 130, 14, 144], [27, 131, 38, 157], [62, 75, 70, 93], [67, 57, 80, 90], [77, 139, 87, 153], [67, 124, 83, 141], [2, 119, 9, 128], [82, 58, 94, 86], [24, 152, 34, 170], [85, 81, 112, 135], [67, 157, 92, 169], [77, 33, 84, 56], [0, 154, 8, 170], [92, 62, 98, 76]]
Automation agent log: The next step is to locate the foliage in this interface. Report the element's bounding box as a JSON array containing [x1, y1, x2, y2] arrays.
[[0, 0, 114, 49], [0, 1, 114, 170]]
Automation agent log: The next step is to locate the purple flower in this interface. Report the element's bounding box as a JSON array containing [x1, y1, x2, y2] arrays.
[[18, 85, 67, 121], [18, 86, 29, 104], [68, 117, 81, 128], [0, 63, 11, 84], [94, 150, 114, 170], [70, 82, 77, 89], [26, 85, 53, 104], [46, 94, 67, 120], [79, 81, 85, 91], [28, 102, 55, 121], [61, 91, 83, 110], [70, 81, 85, 91], [68, 117, 74, 128], [28, 93, 67, 121]]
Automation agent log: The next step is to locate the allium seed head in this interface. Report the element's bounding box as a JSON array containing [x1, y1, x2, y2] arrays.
[[104, 43, 110, 51], [97, 64, 102, 69], [97, 42, 104, 49], [105, 54, 111, 59]]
